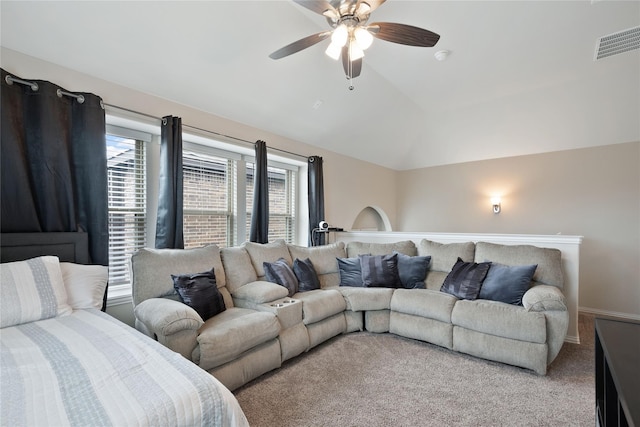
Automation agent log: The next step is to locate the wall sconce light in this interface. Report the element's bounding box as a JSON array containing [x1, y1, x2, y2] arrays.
[[491, 197, 501, 214]]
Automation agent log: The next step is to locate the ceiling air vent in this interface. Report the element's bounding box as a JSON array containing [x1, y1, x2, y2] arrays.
[[594, 26, 640, 60]]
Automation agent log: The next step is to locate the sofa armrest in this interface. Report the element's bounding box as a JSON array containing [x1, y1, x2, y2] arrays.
[[232, 281, 289, 305], [134, 298, 203, 360], [522, 285, 567, 312]]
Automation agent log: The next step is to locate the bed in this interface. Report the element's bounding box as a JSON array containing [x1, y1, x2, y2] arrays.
[[0, 232, 249, 427]]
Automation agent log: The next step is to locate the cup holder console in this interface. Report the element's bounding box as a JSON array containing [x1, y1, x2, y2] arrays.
[[270, 299, 296, 308]]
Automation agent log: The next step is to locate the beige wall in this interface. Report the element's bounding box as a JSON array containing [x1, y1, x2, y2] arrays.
[[397, 142, 640, 318]]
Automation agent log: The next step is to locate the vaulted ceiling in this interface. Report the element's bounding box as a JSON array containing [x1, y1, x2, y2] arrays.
[[2, 1, 639, 170]]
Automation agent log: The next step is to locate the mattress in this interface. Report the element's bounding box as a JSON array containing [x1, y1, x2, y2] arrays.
[[0, 308, 248, 426]]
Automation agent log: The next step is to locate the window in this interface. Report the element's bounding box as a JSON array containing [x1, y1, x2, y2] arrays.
[[182, 148, 236, 249], [106, 130, 147, 290], [245, 162, 297, 243], [103, 118, 301, 300]]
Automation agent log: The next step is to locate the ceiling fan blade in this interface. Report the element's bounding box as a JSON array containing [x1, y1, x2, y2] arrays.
[[369, 22, 440, 47], [269, 32, 331, 60], [293, 0, 338, 18], [341, 46, 362, 78]]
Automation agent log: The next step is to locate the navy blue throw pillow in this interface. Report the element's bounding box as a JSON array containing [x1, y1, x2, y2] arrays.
[[337, 257, 365, 287], [395, 251, 431, 289], [172, 268, 226, 321], [440, 258, 491, 300], [479, 263, 537, 305], [264, 258, 299, 297], [293, 258, 321, 292], [359, 254, 401, 288]]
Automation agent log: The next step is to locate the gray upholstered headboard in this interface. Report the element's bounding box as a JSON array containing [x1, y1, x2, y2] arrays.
[[1, 232, 89, 264], [1, 232, 107, 310]]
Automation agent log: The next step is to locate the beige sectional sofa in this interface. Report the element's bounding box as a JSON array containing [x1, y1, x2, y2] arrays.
[[131, 238, 569, 391]]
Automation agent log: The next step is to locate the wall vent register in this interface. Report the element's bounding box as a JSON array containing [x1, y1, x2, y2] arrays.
[[594, 26, 640, 60]]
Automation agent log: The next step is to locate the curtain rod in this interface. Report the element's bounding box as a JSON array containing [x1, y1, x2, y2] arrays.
[[104, 103, 309, 160], [5, 74, 85, 103]]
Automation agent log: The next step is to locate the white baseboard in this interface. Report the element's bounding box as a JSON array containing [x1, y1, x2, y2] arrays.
[[579, 306, 640, 321], [564, 335, 580, 344]]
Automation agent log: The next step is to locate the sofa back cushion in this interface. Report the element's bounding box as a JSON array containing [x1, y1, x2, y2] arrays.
[[221, 246, 258, 293], [346, 240, 417, 257], [418, 240, 475, 290], [244, 239, 292, 280], [288, 242, 346, 288], [474, 242, 563, 289], [131, 245, 230, 308]]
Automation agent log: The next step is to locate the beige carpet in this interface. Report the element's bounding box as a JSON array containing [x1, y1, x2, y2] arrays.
[[234, 314, 595, 426]]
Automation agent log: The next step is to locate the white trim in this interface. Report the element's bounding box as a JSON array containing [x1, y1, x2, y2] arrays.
[[564, 335, 580, 344], [579, 306, 640, 321], [106, 112, 161, 137], [338, 231, 583, 246], [107, 287, 133, 307], [242, 154, 300, 172], [106, 124, 153, 143], [183, 140, 242, 161]]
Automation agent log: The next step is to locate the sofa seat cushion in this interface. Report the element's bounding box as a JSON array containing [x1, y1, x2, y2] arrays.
[[292, 289, 347, 325], [194, 307, 280, 371], [390, 289, 457, 323], [451, 299, 546, 344], [338, 287, 394, 311]]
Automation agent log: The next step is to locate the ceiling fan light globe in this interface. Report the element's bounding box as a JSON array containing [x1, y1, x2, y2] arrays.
[[325, 42, 342, 60], [349, 42, 365, 60], [354, 27, 374, 50], [331, 24, 349, 47]]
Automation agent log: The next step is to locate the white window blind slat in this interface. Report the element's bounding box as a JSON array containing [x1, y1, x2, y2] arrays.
[[106, 134, 146, 287]]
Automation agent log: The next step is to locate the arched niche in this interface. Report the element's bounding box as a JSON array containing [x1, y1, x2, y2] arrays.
[[351, 206, 392, 232]]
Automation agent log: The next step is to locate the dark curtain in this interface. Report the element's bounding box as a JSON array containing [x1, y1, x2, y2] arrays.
[[155, 115, 184, 249], [249, 140, 269, 243], [0, 68, 108, 266], [308, 156, 325, 246]]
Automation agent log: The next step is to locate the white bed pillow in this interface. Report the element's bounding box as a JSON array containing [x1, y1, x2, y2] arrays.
[[60, 263, 108, 310], [1, 256, 72, 327]]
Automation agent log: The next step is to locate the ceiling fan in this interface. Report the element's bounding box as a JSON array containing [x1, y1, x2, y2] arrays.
[[269, 0, 441, 90]]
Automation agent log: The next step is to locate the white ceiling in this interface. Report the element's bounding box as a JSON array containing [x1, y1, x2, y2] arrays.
[[1, 1, 639, 170]]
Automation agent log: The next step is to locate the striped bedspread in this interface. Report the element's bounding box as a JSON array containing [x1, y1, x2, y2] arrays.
[[0, 309, 248, 427]]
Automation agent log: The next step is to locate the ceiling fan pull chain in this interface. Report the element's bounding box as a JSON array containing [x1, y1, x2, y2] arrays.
[[347, 44, 355, 91]]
